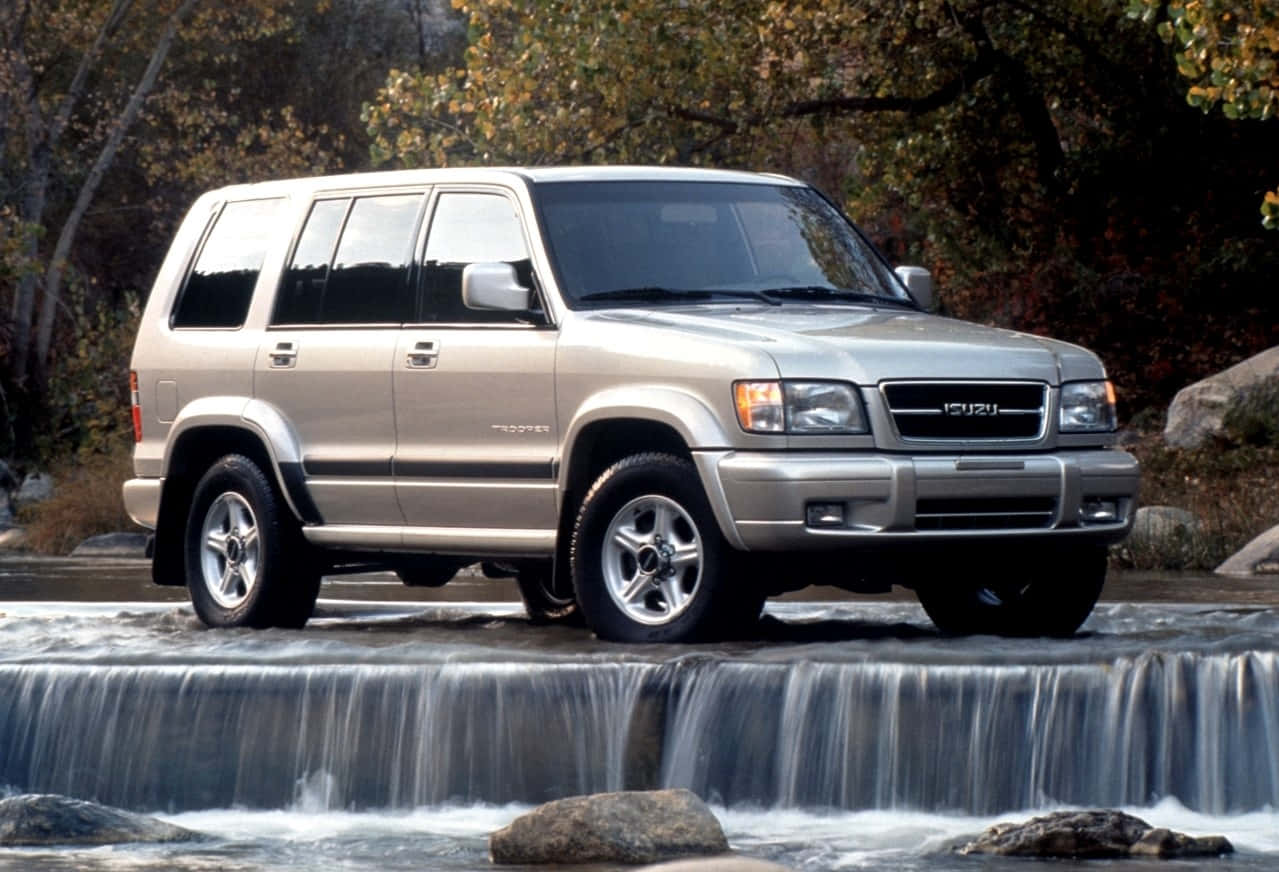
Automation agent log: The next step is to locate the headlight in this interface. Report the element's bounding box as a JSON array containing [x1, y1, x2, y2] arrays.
[[734, 381, 867, 434], [1060, 380, 1117, 432]]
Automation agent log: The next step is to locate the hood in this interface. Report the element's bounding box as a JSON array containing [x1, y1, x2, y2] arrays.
[[594, 304, 1106, 384]]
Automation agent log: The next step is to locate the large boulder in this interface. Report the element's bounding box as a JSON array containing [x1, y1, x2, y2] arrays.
[[0, 794, 200, 846], [959, 810, 1232, 859], [1216, 524, 1279, 577], [1164, 346, 1279, 448], [490, 789, 729, 865], [1127, 506, 1202, 560], [14, 471, 54, 510]]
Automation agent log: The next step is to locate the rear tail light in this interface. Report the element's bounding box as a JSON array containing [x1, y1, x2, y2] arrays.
[[129, 371, 143, 442]]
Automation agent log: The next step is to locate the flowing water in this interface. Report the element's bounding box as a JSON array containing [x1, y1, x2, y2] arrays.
[[2, 557, 1279, 870]]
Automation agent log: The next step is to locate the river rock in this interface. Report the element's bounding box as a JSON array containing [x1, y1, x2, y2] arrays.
[[14, 471, 53, 509], [0, 527, 27, 550], [70, 532, 150, 558], [638, 858, 794, 871], [1129, 506, 1202, 546], [1216, 524, 1279, 577], [958, 810, 1233, 859], [490, 788, 729, 865], [1164, 346, 1279, 448], [0, 794, 200, 846]]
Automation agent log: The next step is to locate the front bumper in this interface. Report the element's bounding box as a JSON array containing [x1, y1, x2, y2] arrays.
[[695, 449, 1138, 551]]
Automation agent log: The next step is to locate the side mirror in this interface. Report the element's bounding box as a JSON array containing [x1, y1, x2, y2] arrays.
[[894, 266, 933, 311], [462, 262, 531, 311]]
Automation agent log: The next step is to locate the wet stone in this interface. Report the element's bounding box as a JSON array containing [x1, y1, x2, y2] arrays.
[[70, 532, 150, 558], [1217, 524, 1279, 577], [0, 794, 201, 846], [14, 472, 53, 509], [490, 788, 729, 865], [958, 810, 1233, 859]]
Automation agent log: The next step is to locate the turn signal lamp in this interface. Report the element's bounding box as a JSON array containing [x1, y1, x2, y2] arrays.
[[735, 382, 785, 432], [130, 371, 143, 443]]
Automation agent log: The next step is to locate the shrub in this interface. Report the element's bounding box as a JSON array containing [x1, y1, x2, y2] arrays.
[[19, 442, 136, 555]]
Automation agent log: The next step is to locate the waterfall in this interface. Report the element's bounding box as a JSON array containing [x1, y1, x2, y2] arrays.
[[3, 651, 1277, 814]]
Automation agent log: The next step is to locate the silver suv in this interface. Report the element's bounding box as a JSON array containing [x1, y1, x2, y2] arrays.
[[125, 166, 1138, 642]]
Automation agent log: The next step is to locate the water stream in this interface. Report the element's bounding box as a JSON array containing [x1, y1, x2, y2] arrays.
[[2, 560, 1279, 869]]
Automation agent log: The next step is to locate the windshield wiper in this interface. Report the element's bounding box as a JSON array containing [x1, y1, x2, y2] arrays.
[[579, 287, 780, 306], [760, 286, 917, 309]]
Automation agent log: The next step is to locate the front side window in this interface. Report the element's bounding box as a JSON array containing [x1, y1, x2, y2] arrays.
[[534, 181, 911, 309], [272, 193, 423, 326], [172, 198, 283, 328], [420, 192, 533, 324]]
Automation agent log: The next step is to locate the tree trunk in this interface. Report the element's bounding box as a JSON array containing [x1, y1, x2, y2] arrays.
[[7, 0, 133, 385], [32, 0, 199, 383]]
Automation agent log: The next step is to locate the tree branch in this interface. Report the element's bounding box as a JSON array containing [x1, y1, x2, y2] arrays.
[[48, 0, 136, 149], [33, 0, 200, 376], [666, 45, 998, 135]]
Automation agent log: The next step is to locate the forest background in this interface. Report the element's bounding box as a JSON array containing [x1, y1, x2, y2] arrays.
[[1, 0, 1276, 565]]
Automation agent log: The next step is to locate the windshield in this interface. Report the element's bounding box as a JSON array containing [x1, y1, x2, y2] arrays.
[[534, 180, 912, 308]]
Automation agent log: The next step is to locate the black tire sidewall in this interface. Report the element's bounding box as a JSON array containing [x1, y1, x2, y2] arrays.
[[918, 544, 1108, 637], [515, 561, 581, 624], [571, 454, 727, 643], [184, 454, 291, 628]]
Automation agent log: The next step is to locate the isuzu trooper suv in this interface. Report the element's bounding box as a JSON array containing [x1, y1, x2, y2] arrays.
[[125, 166, 1138, 642]]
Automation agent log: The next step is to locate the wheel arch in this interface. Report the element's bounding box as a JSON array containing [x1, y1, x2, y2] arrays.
[[557, 390, 736, 546], [151, 399, 319, 586]]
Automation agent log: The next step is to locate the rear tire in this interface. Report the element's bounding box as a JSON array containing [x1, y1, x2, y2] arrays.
[[515, 560, 582, 624], [571, 453, 736, 643], [184, 454, 320, 629], [915, 545, 1108, 637], [395, 557, 466, 588]]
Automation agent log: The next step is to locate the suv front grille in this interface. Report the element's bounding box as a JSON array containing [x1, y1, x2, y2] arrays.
[[915, 497, 1056, 530], [882, 381, 1047, 441]]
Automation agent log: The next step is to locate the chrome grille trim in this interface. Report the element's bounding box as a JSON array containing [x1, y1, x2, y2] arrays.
[[880, 380, 1049, 442]]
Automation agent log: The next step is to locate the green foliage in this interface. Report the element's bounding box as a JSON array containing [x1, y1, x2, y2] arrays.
[[1127, 0, 1279, 228], [364, 0, 1279, 414], [38, 291, 140, 461]]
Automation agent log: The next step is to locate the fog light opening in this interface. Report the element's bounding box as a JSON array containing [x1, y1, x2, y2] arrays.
[[1080, 499, 1118, 524], [806, 502, 846, 528]]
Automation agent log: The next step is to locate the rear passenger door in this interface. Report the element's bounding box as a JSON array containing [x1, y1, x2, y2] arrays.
[[393, 188, 559, 546], [255, 190, 427, 528]]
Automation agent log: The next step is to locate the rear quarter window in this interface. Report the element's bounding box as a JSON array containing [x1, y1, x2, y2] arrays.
[[171, 198, 283, 329]]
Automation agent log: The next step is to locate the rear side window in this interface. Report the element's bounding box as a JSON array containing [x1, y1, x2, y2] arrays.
[[172, 198, 283, 328], [273, 193, 423, 325]]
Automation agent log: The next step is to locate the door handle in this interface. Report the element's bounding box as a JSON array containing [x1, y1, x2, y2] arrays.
[[406, 340, 439, 369], [270, 341, 297, 368]]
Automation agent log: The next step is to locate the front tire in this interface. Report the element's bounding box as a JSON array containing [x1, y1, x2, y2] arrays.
[[184, 454, 320, 629], [571, 453, 735, 643], [915, 545, 1108, 637]]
